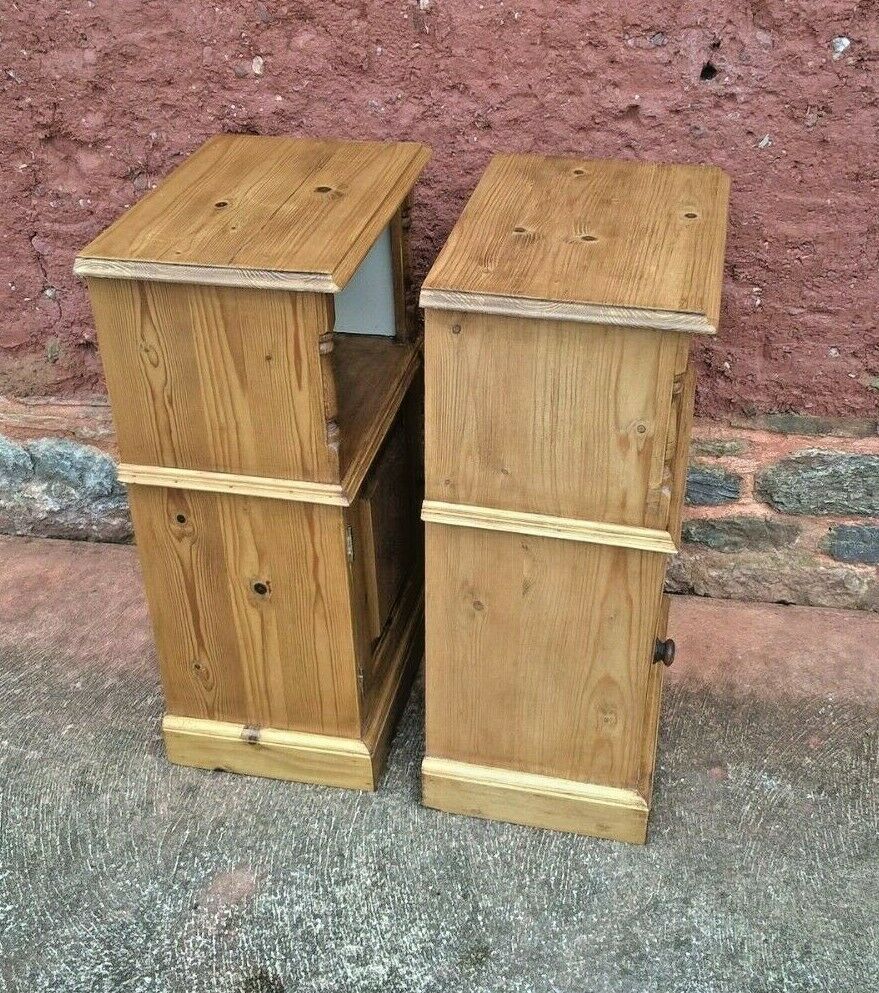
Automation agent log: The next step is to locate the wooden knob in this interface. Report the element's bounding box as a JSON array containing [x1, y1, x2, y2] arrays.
[[653, 638, 675, 666]]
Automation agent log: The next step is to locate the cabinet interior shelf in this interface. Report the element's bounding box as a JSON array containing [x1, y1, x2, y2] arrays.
[[333, 332, 420, 497]]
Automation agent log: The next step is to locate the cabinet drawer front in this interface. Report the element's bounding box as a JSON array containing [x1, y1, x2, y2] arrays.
[[425, 523, 667, 789]]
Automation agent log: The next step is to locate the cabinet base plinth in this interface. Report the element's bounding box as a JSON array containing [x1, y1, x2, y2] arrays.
[[422, 758, 650, 844], [164, 716, 378, 790]]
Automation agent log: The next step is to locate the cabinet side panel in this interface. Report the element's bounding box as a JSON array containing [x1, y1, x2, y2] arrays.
[[424, 523, 666, 788], [87, 278, 337, 482], [424, 310, 680, 526], [666, 357, 697, 543], [128, 487, 361, 736]]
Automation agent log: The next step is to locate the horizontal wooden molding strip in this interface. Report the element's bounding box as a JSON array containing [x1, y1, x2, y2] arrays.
[[74, 257, 341, 294], [163, 715, 374, 790], [118, 463, 349, 506], [423, 757, 648, 810], [419, 288, 716, 335], [421, 500, 678, 554], [422, 757, 649, 843]]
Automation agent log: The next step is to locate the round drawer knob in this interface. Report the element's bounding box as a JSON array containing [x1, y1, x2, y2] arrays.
[[653, 638, 675, 666]]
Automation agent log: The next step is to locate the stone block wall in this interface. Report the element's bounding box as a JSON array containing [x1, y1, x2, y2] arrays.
[[672, 417, 879, 610], [1, 400, 876, 612]]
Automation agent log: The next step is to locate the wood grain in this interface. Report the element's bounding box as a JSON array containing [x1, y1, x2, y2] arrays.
[[422, 154, 730, 333], [358, 418, 420, 640], [421, 500, 677, 554], [637, 595, 670, 808], [665, 357, 697, 544], [127, 486, 362, 738], [418, 289, 718, 335], [117, 464, 347, 506], [424, 309, 681, 525], [361, 581, 424, 783], [77, 135, 430, 291], [422, 758, 649, 844], [389, 199, 412, 341], [424, 523, 667, 788], [88, 278, 338, 481], [333, 333, 420, 497], [74, 257, 338, 294], [163, 715, 375, 790]]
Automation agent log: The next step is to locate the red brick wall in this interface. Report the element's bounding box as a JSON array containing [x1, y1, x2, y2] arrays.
[[3, 1, 878, 417]]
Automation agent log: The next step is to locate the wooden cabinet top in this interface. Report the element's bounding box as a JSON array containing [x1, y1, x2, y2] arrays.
[[75, 135, 430, 293], [421, 154, 729, 334]]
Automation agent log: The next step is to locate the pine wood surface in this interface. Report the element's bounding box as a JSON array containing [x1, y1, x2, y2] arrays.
[[89, 273, 418, 495], [88, 278, 337, 481], [161, 577, 424, 790], [357, 418, 420, 640], [117, 464, 348, 505], [421, 758, 649, 843], [420, 501, 677, 554], [424, 309, 683, 527], [77, 135, 430, 292], [421, 154, 729, 333], [163, 716, 375, 790], [637, 595, 669, 807], [333, 333, 420, 496], [424, 523, 667, 788], [127, 486, 362, 738], [360, 583, 425, 780]]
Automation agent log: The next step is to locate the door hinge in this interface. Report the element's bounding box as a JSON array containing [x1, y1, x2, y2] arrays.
[[357, 663, 365, 695], [345, 524, 355, 563]]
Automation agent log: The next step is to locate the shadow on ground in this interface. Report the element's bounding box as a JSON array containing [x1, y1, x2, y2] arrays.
[[0, 537, 877, 992]]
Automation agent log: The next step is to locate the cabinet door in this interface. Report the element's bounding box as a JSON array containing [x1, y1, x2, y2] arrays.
[[425, 523, 667, 789], [356, 414, 420, 644]]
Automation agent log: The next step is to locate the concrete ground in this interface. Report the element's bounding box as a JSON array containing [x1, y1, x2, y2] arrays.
[[0, 536, 876, 993]]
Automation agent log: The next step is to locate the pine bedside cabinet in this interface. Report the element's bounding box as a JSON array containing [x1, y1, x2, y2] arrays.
[[75, 135, 431, 790], [419, 155, 729, 842]]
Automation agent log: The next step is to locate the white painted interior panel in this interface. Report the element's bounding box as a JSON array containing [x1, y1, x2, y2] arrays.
[[333, 226, 396, 336]]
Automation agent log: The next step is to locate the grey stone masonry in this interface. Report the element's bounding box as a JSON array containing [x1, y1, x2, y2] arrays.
[[755, 450, 879, 516], [682, 516, 800, 553], [823, 525, 879, 565], [690, 437, 749, 458], [666, 547, 879, 612], [729, 413, 879, 438], [685, 465, 742, 506], [0, 435, 132, 542]]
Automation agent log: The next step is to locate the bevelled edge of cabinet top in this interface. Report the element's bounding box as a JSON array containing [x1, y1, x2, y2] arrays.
[[420, 154, 730, 335], [74, 135, 431, 292]]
